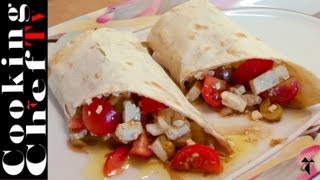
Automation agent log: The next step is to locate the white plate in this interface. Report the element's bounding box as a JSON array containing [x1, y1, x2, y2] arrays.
[[49, 8, 320, 180], [232, 0, 320, 15]]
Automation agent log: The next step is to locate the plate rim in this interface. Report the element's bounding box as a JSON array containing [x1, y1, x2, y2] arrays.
[[224, 6, 320, 21]]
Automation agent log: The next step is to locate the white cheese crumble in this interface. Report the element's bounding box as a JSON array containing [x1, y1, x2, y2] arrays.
[[166, 123, 190, 140], [123, 100, 141, 123], [115, 121, 143, 144], [150, 138, 168, 162], [157, 116, 171, 131], [215, 82, 221, 90], [112, 92, 120, 97], [230, 85, 246, 96], [146, 123, 164, 136], [172, 120, 185, 128], [207, 70, 215, 76], [268, 104, 278, 112], [252, 110, 263, 120], [194, 72, 204, 80], [221, 91, 247, 112], [186, 81, 202, 102], [241, 94, 262, 106]]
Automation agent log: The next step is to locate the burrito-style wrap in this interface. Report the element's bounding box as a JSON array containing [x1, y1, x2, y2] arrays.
[[49, 27, 233, 175], [147, 0, 320, 120]]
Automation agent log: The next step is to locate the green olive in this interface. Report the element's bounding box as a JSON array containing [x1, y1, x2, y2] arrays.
[[114, 100, 124, 112], [174, 132, 192, 147], [260, 99, 283, 122], [190, 121, 207, 144], [158, 135, 175, 159]]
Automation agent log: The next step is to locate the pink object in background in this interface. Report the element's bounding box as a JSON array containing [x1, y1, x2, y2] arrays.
[[96, 0, 160, 24], [96, 0, 241, 24], [134, 0, 161, 17], [96, 7, 116, 23], [96, 0, 138, 23], [296, 145, 320, 180]]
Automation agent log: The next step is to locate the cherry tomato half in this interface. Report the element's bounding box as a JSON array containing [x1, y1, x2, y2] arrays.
[[170, 144, 222, 174], [68, 116, 85, 133], [68, 108, 85, 133], [103, 146, 131, 176], [260, 77, 299, 105], [140, 97, 167, 115], [82, 97, 121, 136], [130, 131, 153, 158], [201, 75, 228, 109], [232, 59, 274, 85]]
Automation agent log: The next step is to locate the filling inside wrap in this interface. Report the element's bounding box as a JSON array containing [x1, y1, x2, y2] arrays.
[[184, 59, 299, 122], [68, 92, 226, 175]]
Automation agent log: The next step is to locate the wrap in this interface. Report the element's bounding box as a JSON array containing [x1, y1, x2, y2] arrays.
[[147, 0, 320, 108], [49, 27, 233, 154]]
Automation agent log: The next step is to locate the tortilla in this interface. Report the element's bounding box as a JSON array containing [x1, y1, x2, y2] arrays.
[[147, 0, 320, 108], [49, 27, 233, 154]]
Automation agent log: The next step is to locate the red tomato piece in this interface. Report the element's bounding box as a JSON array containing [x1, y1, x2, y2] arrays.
[[130, 131, 153, 158], [260, 78, 300, 105], [232, 59, 274, 85], [82, 97, 121, 136], [68, 116, 85, 133], [201, 75, 228, 109], [140, 97, 167, 114], [103, 146, 131, 176], [170, 144, 222, 174]]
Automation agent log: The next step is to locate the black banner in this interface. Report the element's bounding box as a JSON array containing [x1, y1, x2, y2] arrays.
[[0, 0, 47, 179]]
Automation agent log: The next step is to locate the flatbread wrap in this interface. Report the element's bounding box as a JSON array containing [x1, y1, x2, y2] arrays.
[[49, 27, 233, 175], [147, 0, 320, 121]]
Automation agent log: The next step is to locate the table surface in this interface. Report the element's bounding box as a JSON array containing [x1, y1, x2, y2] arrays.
[[49, 0, 120, 26]]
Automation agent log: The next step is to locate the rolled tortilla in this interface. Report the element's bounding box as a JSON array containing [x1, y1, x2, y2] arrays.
[[49, 27, 233, 154], [147, 0, 320, 108]]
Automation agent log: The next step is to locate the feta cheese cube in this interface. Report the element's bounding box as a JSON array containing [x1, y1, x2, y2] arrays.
[[249, 65, 290, 94], [150, 138, 168, 162], [146, 123, 164, 136], [251, 110, 263, 120], [157, 116, 171, 131], [166, 123, 190, 140], [186, 81, 202, 102], [230, 85, 246, 96], [123, 100, 141, 122], [115, 121, 143, 144], [221, 91, 247, 112], [172, 120, 185, 128], [241, 94, 262, 106], [268, 104, 278, 112]]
